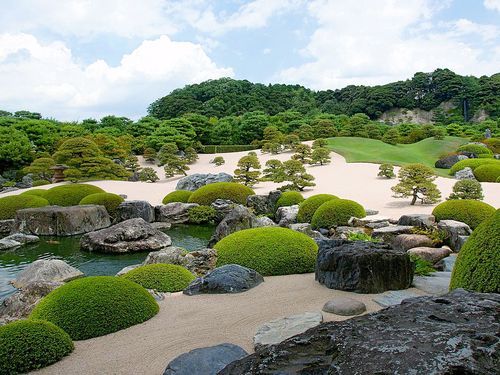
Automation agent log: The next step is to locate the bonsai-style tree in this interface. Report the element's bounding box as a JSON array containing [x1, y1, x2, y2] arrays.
[[291, 144, 312, 164], [378, 163, 395, 178], [143, 148, 157, 163], [283, 134, 300, 150], [184, 147, 198, 164], [261, 142, 282, 154], [279, 160, 315, 191], [392, 163, 441, 205], [211, 156, 225, 166], [262, 159, 285, 182], [137, 167, 159, 182], [64, 157, 131, 182], [23, 157, 56, 181], [382, 128, 399, 145], [310, 147, 331, 165], [124, 155, 140, 173], [158, 143, 190, 178], [312, 138, 328, 149], [233, 154, 261, 187], [448, 179, 484, 200]]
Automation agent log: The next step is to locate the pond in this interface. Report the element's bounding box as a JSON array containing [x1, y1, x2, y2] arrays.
[[0, 224, 214, 301]]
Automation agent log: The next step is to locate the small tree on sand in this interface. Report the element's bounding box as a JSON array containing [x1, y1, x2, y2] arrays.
[[391, 163, 441, 205], [310, 147, 331, 165], [378, 163, 395, 178], [158, 143, 189, 178], [312, 138, 328, 149], [262, 159, 285, 182], [138, 167, 159, 182], [143, 148, 157, 163], [211, 156, 225, 166], [279, 160, 315, 191], [447, 179, 484, 200], [234, 154, 261, 187], [291, 144, 312, 164]]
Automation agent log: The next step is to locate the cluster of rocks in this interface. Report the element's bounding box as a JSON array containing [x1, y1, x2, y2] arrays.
[[0, 174, 34, 194]]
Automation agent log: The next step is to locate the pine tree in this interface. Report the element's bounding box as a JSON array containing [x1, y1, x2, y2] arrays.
[[211, 156, 225, 166], [291, 144, 312, 164], [392, 163, 441, 205], [158, 143, 190, 177], [382, 128, 400, 145], [378, 163, 395, 178], [279, 160, 315, 191], [312, 138, 328, 149], [184, 147, 198, 164], [310, 147, 331, 165], [262, 159, 285, 182], [137, 167, 159, 182], [143, 148, 157, 163], [233, 154, 261, 187]]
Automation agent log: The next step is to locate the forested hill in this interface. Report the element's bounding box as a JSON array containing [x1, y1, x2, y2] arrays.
[[148, 69, 500, 121]]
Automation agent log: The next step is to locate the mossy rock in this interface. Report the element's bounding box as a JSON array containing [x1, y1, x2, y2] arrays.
[[432, 199, 496, 229], [0, 319, 74, 374], [162, 190, 193, 204], [30, 276, 159, 340], [188, 182, 254, 206], [450, 209, 500, 293], [473, 164, 500, 182], [311, 199, 366, 229], [215, 227, 318, 276], [449, 158, 498, 175], [188, 205, 217, 224], [45, 184, 105, 206], [276, 191, 305, 209], [20, 189, 49, 198], [121, 264, 195, 292], [79, 192, 125, 215], [0, 194, 49, 220], [296, 194, 338, 223]]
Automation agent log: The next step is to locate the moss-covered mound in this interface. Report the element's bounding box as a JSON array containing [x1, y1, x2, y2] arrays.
[[449, 158, 498, 175], [188, 205, 217, 224], [450, 209, 499, 293], [188, 182, 254, 205], [215, 227, 318, 276], [432, 199, 496, 229], [276, 191, 304, 209], [296, 194, 338, 223], [30, 276, 158, 340], [457, 143, 493, 155], [79, 192, 124, 214], [122, 264, 195, 292], [311, 199, 366, 229], [45, 184, 105, 207], [0, 194, 49, 220], [20, 189, 49, 198], [473, 164, 500, 182], [162, 190, 193, 204], [0, 319, 73, 374]]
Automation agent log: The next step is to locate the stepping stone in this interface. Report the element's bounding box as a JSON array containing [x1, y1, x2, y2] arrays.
[[413, 272, 451, 296], [373, 290, 422, 307], [322, 297, 366, 316]]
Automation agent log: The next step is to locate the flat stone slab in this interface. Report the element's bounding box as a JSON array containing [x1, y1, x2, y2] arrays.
[[373, 290, 422, 307], [407, 246, 451, 264], [0, 238, 21, 250], [371, 225, 414, 243], [11, 259, 84, 289], [322, 297, 366, 316], [413, 272, 451, 296], [2, 233, 40, 244]]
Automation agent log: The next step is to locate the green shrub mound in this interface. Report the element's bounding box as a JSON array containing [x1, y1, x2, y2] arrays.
[[20, 188, 49, 198], [122, 264, 195, 292], [214, 227, 318, 276], [0, 194, 49, 220], [449, 158, 498, 175], [450, 209, 500, 293], [276, 191, 304, 208], [162, 190, 192, 204], [311, 199, 366, 229], [45, 184, 105, 206], [79, 192, 125, 214], [457, 144, 493, 155], [32, 179, 51, 186], [188, 205, 217, 224], [432, 199, 496, 229], [30, 276, 159, 340], [473, 164, 500, 182], [296, 194, 338, 223], [477, 154, 494, 159], [188, 182, 254, 205], [0, 319, 74, 374]]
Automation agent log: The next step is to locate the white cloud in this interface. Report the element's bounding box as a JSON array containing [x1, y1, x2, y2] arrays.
[[484, 0, 500, 12], [0, 33, 233, 119]]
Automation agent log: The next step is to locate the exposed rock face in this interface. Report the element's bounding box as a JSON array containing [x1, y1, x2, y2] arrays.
[[246, 195, 270, 216], [435, 154, 467, 169], [0, 219, 14, 234], [116, 200, 155, 223], [11, 259, 83, 289], [209, 205, 255, 246], [210, 199, 235, 223], [252, 216, 276, 227], [275, 205, 299, 227], [175, 173, 233, 191], [144, 246, 188, 265], [13, 205, 111, 236], [413, 271, 451, 295], [407, 246, 452, 264], [80, 218, 172, 253], [116, 264, 141, 276], [0, 238, 21, 250], [15, 174, 33, 189], [2, 233, 39, 244], [322, 297, 366, 316], [437, 219, 472, 252], [397, 214, 435, 228], [220, 290, 500, 375], [371, 225, 414, 243], [315, 240, 414, 293], [455, 167, 476, 180], [184, 264, 263, 295], [164, 343, 247, 375], [289, 223, 327, 240], [155, 203, 199, 224], [372, 289, 422, 307], [392, 234, 434, 251], [144, 247, 217, 276]]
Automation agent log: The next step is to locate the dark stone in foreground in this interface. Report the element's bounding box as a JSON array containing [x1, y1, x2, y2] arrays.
[[315, 240, 413, 293], [219, 289, 500, 375], [164, 343, 247, 375], [115, 200, 155, 223]]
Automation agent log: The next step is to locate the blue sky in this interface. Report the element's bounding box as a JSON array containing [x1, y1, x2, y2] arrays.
[[0, 0, 499, 120]]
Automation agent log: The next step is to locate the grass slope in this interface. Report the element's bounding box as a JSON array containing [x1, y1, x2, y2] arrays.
[[327, 136, 467, 176]]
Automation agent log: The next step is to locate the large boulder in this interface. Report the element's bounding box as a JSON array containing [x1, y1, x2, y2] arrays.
[[392, 234, 434, 251], [220, 290, 500, 375], [209, 205, 256, 246], [2, 233, 39, 245], [13, 205, 111, 236], [246, 195, 270, 216], [275, 205, 299, 227], [397, 214, 435, 228], [315, 240, 414, 293], [115, 200, 155, 223], [144, 247, 217, 276], [435, 154, 467, 169], [289, 223, 327, 241], [144, 246, 188, 265], [413, 272, 451, 295], [252, 216, 276, 228], [437, 219, 472, 252], [210, 199, 235, 223], [11, 259, 83, 289], [455, 167, 476, 180], [183, 264, 263, 295], [155, 202, 199, 224], [0, 219, 14, 234], [80, 218, 172, 253], [0, 238, 21, 250], [175, 173, 233, 191]]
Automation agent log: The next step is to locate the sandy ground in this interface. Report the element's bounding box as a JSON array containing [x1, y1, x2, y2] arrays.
[[33, 273, 427, 375]]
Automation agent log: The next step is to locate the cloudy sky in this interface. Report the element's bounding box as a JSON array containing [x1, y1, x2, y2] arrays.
[[1, 0, 499, 120]]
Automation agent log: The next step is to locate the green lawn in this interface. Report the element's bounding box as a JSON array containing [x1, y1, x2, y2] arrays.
[[326, 136, 467, 177]]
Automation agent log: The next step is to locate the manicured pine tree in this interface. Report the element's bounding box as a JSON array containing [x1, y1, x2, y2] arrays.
[[382, 128, 400, 145], [143, 148, 157, 163], [391, 163, 441, 205], [310, 148, 331, 165], [233, 154, 261, 187], [279, 160, 315, 191], [158, 143, 190, 178], [378, 163, 395, 178], [212, 156, 225, 166], [291, 144, 312, 164], [262, 159, 285, 182], [312, 138, 328, 149]]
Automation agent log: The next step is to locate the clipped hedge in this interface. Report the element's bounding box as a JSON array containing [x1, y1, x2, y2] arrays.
[[276, 191, 304, 209], [296, 194, 338, 223], [20, 189, 49, 198], [215, 227, 318, 276], [0, 194, 49, 220], [122, 264, 195, 292], [473, 164, 500, 182], [45, 184, 105, 206], [79, 192, 125, 214], [162, 190, 192, 204], [450, 209, 499, 293], [449, 158, 498, 175], [432, 199, 496, 229], [32, 179, 51, 186], [188, 182, 254, 205], [200, 145, 258, 154], [30, 276, 159, 340], [0, 319, 74, 374], [311, 198, 366, 229], [188, 205, 217, 224], [457, 143, 493, 155]]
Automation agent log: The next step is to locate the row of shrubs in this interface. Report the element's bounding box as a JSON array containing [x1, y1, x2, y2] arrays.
[[199, 145, 258, 154]]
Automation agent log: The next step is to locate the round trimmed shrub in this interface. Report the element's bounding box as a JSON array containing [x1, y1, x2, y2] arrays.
[[477, 154, 494, 159], [432, 199, 496, 229], [0, 194, 49, 220], [457, 143, 492, 155], [0, 320, 74, 374], [214, 227, 318, 276], [121, 264, 195, 292], [450, 209, 499, 293], [79, 192, 125, 214], [473, 164, 500, 182], [30, 276, 159, 340], [45, 184, 105, 206], [311, 199, 366, 229], [297, 194, 338, 223], [188, 205, 217, 224], [276, 191, 304, 208], [32, 179, 51, 186], [449, 158, 498, 175], [188, 182, 254, 205], [162, 190, 192, 204], [20, 188, 49, 198]]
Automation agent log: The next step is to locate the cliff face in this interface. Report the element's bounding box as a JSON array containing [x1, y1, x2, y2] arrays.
[[379, 101, 457, 124]]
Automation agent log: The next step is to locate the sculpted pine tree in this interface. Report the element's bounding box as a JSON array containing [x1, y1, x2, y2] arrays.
[[211, 156, 225, 166], [279, 160, 315, 191], [262, 159, 285, 182], [382, 128, 400, 145], [143, 148, 157, 163], [310, 147, 331, 165], [124, 155, 140, 173], [158, 143, 190, 178], [392, 163, 441, 205], [137, 167, 159, 182], [312, 138, 328, 149], [291, 144, 312, 164], [23, 157, 56, 180], [184, 147, 198, 164], [283, 134, 300, 150], [447, 180, 484, 200], [378, 163, 395, 178], [233, 154, 261, 187]]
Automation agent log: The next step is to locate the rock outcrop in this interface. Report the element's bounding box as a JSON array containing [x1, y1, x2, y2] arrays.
[[11, 259, 83, 289], [435, 154, 467, 169], [392, 233, 434, 251], [155, 203, 199, 224], [175, 173, 233, 191], [437, 219, 472, 252], [397, 214, 435, 228], [0, 219, 14, 234], [144, 247, 217, 276], [209, 205, 255, 246], [275, 205, 298, 227], [115, 200, 155, 223]]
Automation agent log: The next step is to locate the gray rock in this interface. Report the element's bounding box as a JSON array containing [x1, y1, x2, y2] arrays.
[[15, 174, 33, 189], [209, 205, 255, 246], [434, 254, 457, 272], [407, 246, 452, 264], [435, 154, 467, 169], [454, 167, 476, 180], [246, 195, 270, 216], [437, 219, 472, 252], [150, 222, 172, 230], [175, 173, 233, 191], [0, 187, 19, 193], [365, 209, 379, 216], [13, 205, 111, 236], [80, 218, 172, 253], [289, 223, 327, 240], [210, 199, 235, 223], [392, 234, 434, 251], [275, 205, 298, 227], [267, 190, 282, 212], [2, 233, 39, 244], [184, 248, 217, 276], [365, 221, 390, 229], [11, 259, 83, 289], [163, 343, 247, 375], [348, 217, 390, 227], [116, 264, 141, 276], [0, 219, 15, 234], [397, 214, 435, 228], [372, 289, 422, 307], [116, 200, 155, 223], [183, 264, 263, 295], [332, 226, 366, 240], [413, 271, 451, 295], [322, 297, 366, 316], [253, 311, 323, 349], [144, 246, 188, 265], [0, 238, 21, 250], [371, 225, 414, 243], [252, 216, 276, 227], [155, 202, 199, 224]]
